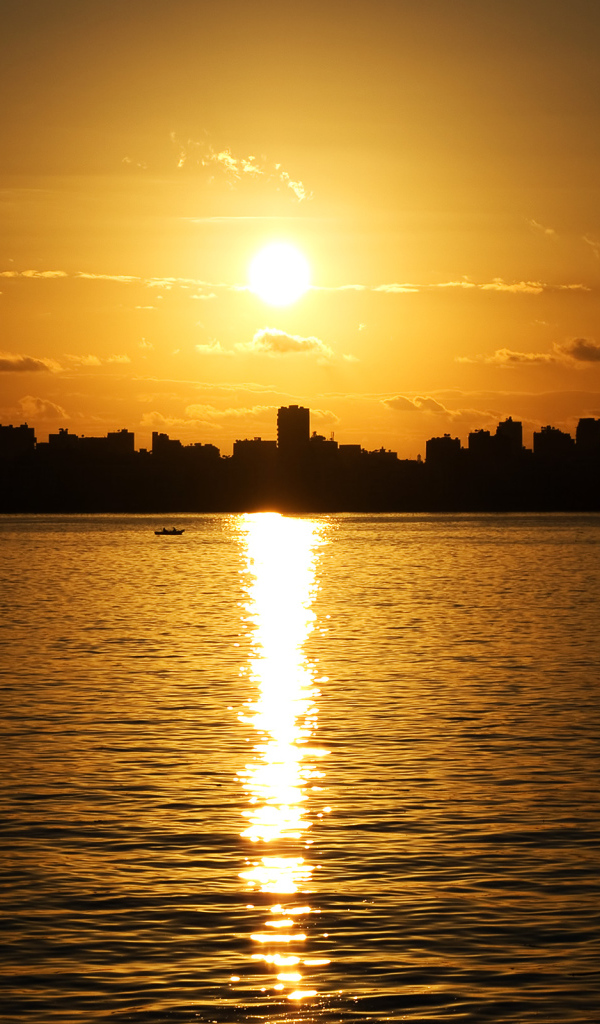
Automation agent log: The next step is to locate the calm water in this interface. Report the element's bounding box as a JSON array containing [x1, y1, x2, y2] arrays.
[[1, 513, 599, 1023]]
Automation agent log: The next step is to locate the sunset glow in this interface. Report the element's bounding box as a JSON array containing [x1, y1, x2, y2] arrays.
[[2, 4, 600, 458]]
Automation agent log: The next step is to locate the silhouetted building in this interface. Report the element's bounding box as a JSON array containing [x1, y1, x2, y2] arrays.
[[533, 425, 574, 458], [338, 444, 361, 461], [152, 431, 183, 456], [185, 442, 220, 462], [468, 429, 494, 457], [107, 429, 135, 455], [309, 431, 338, 457], [233, 437, 277, 462], [0, 423, 35, 458], [426, 434, 461, 464], [364, 447, 397, 463], [576, 417, 600, 455], [496, 416, 523, 455], [48, 427, 80, 451], [277, 405, 309, 454]]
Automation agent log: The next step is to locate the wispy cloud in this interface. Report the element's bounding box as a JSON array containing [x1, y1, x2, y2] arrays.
[[528, 219, 556, 236], [19, 395, 68, 420], [236, 328, 334, 360], [435, 279, 477, 289], [122, 156, 147, 170], [312, 278, 590, 295], [140, 404, 275, 431], [140, 411, 196, 430], [1, 269, 591, 298], [457, 348, 557, 366], [183, 403, 275, 422], [195, 340, 228, 355], [0, 352, 59, 372], [480, 280, 545, 294], [171, 134, 312, 202], [583, 235, 600, 259], [76, 272, 139, 283], [0, 270, 67, 279], [374, 283, 420, 294], [64, 352, 130, 367], [65, 354, 102, 367], [458, 338, 600, 366], [557, 337, 600, 362], [383, 395, 451, 414]]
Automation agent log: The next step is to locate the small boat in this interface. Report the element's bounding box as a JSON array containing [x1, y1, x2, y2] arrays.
[[155, 527, 185, 536]]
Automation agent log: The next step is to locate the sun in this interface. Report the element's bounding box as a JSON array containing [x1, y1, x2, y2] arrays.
[[249, 243, 310, 306]]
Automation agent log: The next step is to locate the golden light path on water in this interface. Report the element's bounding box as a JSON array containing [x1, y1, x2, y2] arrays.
[[235, 513, 331, 1007]]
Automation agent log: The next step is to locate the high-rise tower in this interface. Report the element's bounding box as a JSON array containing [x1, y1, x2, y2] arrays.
[[277, 405, 310, 455]]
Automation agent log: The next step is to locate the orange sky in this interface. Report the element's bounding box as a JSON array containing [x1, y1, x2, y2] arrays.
[[2, 0, 600, 457]]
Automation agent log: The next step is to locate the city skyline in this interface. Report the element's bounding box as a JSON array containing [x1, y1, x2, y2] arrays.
[[3, 401, 599, 460], [3, 401, 599, 514], [2, 2, 600, 457]]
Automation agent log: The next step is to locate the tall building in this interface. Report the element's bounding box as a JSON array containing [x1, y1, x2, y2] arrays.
[[576, 417, 600, 455], [495, 417, 522, 455], [277, 405, 310, 454]]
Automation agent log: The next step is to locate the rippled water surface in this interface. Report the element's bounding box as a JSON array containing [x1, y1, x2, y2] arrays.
[[1, 513, 599, 1023]]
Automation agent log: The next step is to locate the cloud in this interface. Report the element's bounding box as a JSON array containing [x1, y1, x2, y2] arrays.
[[273, 164, 311, 202], [0, 270, 67, 278], [459, 339, 600, 367], [528, 219, 556, 236], [19, 395, 68, 420], [457, 348, 558, 365], [140, 404, 275, 431], [195, 340, 228, 355], [23, 269, 68, 278], [140, 411, 195, 430], [374, 283, 420, 294], [64, 353, 130, 366], [172, 134, 312, 202], [313, 278, 589, 295], [76, 272, 139, 282], [583, 235, 600, 259], [0, 352, 59, 372], [65, 354, 102, 367], [557, 338, 600, 362], [1, 268, 591, 300], [383, 395, 451, 414], [122, 156, 147, 170], [435, 279, 477, 289], [237, 328, 334, 360], [479, 279, 545, 294], [184, 403, 274, 421], [310, 408, 341, 426]]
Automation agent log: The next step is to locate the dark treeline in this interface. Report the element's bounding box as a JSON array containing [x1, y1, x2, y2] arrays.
[[1, 408, 600, 513]]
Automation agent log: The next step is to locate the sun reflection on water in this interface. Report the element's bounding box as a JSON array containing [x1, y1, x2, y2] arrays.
[[235, 513, 330, 1005]]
